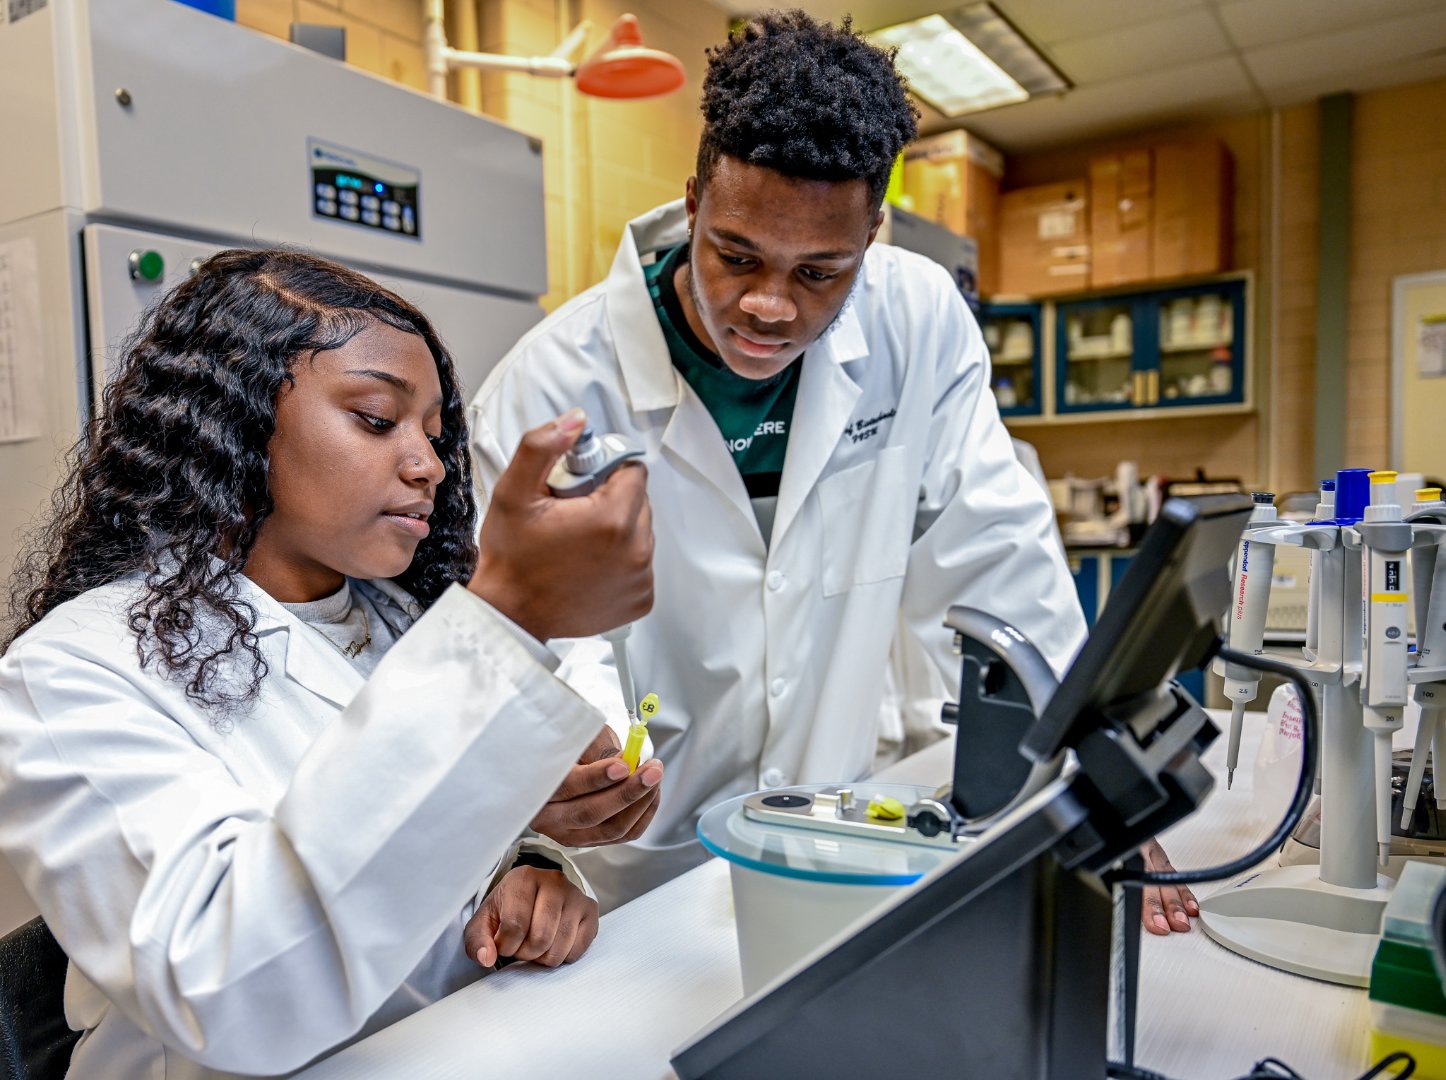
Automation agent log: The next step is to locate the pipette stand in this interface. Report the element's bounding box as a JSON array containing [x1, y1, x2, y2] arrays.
[[1198, 519, 1446, 985]]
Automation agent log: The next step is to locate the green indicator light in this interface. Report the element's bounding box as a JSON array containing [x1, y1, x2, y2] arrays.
[[129, 250, 165, 283]]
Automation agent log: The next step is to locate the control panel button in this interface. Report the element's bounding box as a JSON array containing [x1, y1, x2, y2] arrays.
[[402, 207, 416, 233], [340, 205, 360, 222], [339, 189, 359, 206], [383, 200, 400, 216], [127, 249, 165, 283], [361, 195, 380, 212], [383, 214, 401, 231], [362, 210, 381, 227], [316, 198, 338, 216], [315, 182, 336, 199]]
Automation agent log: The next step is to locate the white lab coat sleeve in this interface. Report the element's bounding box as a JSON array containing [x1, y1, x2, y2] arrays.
[[0, 584, 606, 1075], [470, 397, 649, 761], [891, 271, 1088, 755]]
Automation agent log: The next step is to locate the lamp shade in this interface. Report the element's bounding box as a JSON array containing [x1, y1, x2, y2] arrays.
[[574, 14, 685, 99]]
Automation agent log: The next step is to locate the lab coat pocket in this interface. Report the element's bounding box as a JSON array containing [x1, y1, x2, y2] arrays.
[[817, 445, 913, 597]]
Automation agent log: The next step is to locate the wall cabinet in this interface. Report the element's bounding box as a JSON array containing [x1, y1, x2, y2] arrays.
[[980, 302, 1044, 418], [985, 273, 1251, 424]]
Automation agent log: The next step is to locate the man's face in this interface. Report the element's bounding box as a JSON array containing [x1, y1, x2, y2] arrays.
[[678, 155, 882, 380]]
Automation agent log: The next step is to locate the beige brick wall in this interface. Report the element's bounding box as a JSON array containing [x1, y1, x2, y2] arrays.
[[235, 0, 727, 309], [1347, 78, 1446, 471], [479, 0, 726, 307], [1269, 103, 1320, 497], [237, 0, 429, 91]]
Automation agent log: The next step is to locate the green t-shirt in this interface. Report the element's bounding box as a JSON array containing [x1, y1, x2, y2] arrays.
[[644, 244, 801, 541]]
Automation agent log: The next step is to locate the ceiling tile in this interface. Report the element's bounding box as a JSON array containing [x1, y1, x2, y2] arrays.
[[1217, 0, 1446, 50], [987, 0, 1208, 47], [1243, 9, 1446, 91], [1048, 10, 1233, 84], [1261, 52, 1446, 109], [955, 54, 1261, 152]]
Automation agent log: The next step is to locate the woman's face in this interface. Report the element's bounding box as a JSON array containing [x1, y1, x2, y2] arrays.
[[243, 320, 446, 602]]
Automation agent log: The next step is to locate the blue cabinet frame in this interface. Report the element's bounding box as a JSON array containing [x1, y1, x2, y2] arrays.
[[1053, 277, 1248, 416], [981, 301, 1044, 418]]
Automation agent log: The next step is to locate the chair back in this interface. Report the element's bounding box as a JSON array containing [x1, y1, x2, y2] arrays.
[[0, 918, 78, 1080]]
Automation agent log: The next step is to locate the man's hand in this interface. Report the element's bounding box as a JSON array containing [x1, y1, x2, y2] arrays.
[[469, 409, 654, 642], [1139, 838, 1198, 935], [530, 726, 664, 847], [464, 866, 600, 969]]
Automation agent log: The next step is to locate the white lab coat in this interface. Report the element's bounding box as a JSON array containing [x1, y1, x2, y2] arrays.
[[0, 576, 601, 1079], [469, 200, 1087, 910]]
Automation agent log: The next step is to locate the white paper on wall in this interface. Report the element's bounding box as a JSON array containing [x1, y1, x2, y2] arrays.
[[0, 238, 45, 444], [1418, 313, 1446, 378]]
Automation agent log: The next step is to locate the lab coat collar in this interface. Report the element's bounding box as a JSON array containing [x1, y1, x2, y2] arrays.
[[242, 574, 423, 711], [772, 296, 866, 545], [607, 201, 688, 414]]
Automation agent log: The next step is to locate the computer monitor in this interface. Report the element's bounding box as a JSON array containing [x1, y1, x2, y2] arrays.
[[1025, 493, 1254, 762], [671, 494, 1252, 1080]]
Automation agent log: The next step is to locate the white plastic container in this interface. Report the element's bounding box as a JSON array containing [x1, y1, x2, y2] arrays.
[[697, 784, 956, 995]]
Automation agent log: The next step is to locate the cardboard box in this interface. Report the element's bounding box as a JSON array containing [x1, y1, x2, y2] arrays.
[[998, 180, 1090, 297], [901, 130, 1004, 294], [1090, 149, 1152, 287], [1152, 140, 1232, 280]]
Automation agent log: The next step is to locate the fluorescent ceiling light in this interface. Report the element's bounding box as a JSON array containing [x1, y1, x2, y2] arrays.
[[871, 3, 1070, 118]]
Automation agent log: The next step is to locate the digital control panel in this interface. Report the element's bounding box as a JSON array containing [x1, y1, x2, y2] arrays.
[[308, 138, 420, 240]]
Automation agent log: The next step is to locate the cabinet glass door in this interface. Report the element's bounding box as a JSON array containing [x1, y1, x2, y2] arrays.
[[980, 303, 1042, 417], [1056, 298, 1144, 412], [1154, 280, 1247, 406]]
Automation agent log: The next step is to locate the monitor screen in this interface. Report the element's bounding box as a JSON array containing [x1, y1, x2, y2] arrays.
[[1023, 493, 1252, 762]]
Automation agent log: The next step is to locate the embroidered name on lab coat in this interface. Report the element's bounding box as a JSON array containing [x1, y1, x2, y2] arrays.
[[843, 407, 897, 444]]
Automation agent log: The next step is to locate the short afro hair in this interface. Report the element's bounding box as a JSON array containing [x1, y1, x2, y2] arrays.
[[697, 10, 919, 208]]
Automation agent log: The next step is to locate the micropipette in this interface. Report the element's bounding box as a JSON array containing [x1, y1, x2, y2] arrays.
[[1402, 488, 1446, 828], [1212, 491, 1277, 789], [544, 423, 649, 738], [1359, 470, 1411, 866]]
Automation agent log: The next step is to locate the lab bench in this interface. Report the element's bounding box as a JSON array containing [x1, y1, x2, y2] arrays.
[[298, 714, 1368, 1080]]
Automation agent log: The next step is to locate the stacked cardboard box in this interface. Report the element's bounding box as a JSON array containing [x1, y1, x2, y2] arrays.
[[1090, 149, 1153, 287], [900, 131, 1004, 294], [998, 180, 1090, 297], [1152, 140, 1233, 281]]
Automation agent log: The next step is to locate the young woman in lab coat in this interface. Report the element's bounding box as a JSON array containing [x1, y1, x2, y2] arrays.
[[0, 250, 655, 1079], [470, 12, 1199, 937]]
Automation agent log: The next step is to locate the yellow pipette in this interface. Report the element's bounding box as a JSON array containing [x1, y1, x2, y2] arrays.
[[621, 692, 659, 774]]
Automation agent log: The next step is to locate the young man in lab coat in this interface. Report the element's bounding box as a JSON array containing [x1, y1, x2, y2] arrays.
[[472, 11, 1198, 936]]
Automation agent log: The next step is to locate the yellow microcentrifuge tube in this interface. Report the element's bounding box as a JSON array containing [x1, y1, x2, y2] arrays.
[[621, 692, 659, 774]]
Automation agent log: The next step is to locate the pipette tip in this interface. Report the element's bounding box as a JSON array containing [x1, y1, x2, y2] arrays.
[[1379, 842, 1391, 868], [1226, 767, 1234, 790]]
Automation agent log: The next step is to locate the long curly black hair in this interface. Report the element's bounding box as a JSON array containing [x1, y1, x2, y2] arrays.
[[697, 10, 919, 206], [5, 249, 477, 710]]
